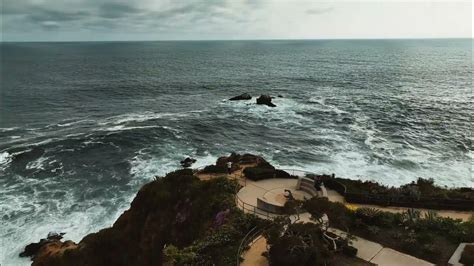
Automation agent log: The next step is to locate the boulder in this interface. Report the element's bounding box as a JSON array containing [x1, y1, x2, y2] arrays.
[[20, 232, 65, 258], [256, 94, 276, 107], [180, 157, 196, 168], [20, 239, 49, 258], [47, 232, 65, 240], [229, 93, 252, 101]]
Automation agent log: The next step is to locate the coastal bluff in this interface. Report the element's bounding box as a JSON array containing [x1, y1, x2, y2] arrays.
[[20, 153, 268, 266]]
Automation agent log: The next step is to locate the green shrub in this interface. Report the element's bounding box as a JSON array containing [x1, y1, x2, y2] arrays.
[[213, 176, 241, 193], [460, 244, 474, 265], [243, 165, 293, 181], [163, 244, 198, 265], [416, 232, 434, 244], [355, 208, 382, 224], [266, 222, 331, 266], [303, 198, 352, 229], [421, 243, 438, 257], [402, 209, 421, 227], [366, 225, 381, 236], [201, 164, 228, 174], [342, 245, 358, 257], [243, 166, 276, 180], [334, 177, 474, 211], [375, 212, 395, 227], [301, 191, 474, 265]]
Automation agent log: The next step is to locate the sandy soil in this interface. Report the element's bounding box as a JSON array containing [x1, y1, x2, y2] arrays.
[[241, 236, 268, 266], [195, 163, 256, 185]]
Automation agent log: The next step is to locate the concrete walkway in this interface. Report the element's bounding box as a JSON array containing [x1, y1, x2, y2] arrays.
[[294, 213, 434, 265], [237, 178, 305, 206]]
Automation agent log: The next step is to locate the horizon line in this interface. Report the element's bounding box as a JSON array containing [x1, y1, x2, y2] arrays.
[[1, 37, 472, 43]]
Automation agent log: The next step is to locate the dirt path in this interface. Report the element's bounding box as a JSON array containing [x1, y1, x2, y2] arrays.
[[326, 188, 473, 221], [240, 236, 268, 266], [195, 163, 256, 186]]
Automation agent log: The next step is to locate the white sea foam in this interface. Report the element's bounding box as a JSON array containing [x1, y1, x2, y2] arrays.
[[99, 110, 203, 126], [308, 96, 348, 115], [100, 125, 161, 132], [221, 97, 312, 127], [0, 195, 122, 266], [0, 127, 19, 132], [129, 148, 218, 183], [0, 173, 130, 266], [0, 151, 13, 171], [57, 119, 95, 127], [308, 96, 325, 105], [26, 156, 50, 171]]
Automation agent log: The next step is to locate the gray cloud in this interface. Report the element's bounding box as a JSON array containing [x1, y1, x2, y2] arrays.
[[98, 3, 142, 19], [39, 21, 61, 30], [3, 0, 466, 41], [2, 0, 265, 40], [27, 9, 90, 22], [306, 7, 334, 15]]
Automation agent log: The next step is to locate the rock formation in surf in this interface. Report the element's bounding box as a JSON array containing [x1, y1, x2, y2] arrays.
[[229, 93, 252, 101], [256, 94, 276, 107]]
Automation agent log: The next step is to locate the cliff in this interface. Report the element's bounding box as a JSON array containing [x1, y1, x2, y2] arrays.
[[23, 163, 265, 266]]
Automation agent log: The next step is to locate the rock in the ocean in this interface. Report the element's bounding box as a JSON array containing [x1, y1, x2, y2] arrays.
[[180, 157, 197, 168], [229, 93, 252, 101], [20, 232, 65, 258], [256, 94, 276, 107], [47, 232, 65, 240], [20, 239, 49, 258]]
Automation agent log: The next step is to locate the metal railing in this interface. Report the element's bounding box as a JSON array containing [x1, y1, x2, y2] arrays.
[[235, 193, 274, 220], [236, 226, 265, 266], [279, 168, 320, 178]]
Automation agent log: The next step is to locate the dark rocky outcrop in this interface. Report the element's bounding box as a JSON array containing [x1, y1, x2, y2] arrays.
[[200, 152, 269, 174], [229, 93, 251, 101], [20, 239, 52, 258], [256, 94, 276, 107], [20, 232, 69, 259], [21, 167, 264, 266], [180, 157, 196, 168]]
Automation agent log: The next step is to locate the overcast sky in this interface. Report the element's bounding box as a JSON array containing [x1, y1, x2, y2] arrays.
[[1, 0, 472, 41]]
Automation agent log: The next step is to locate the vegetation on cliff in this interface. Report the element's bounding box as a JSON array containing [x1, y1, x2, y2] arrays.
[[263, 218, 370, 266], [303, 197, 474, 264], [323, 176, 474, 210], [26, 169, 267, 266]]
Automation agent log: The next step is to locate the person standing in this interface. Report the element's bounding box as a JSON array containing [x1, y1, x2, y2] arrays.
[[227, 161, 232, 174]]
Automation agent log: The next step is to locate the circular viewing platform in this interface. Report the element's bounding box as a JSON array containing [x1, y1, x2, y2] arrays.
[[236, 174, 326, 217], [262, 187, 311, 206]]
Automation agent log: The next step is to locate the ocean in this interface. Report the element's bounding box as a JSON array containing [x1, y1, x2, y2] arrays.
[[0, 39, 472, 265]]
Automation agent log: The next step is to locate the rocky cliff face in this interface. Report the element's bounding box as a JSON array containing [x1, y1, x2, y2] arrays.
[[23, 154, 267, 266]]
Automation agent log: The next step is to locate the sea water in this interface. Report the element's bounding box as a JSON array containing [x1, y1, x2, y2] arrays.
[[0, 39, 472, 265]]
